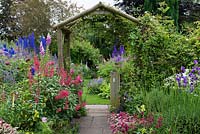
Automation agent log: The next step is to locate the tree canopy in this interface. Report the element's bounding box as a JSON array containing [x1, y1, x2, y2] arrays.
[[114, 0, 200, 26]]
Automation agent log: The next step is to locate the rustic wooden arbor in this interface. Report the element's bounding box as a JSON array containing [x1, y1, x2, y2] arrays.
[[53, 2, 139, 108], [53, 1, 139, 69]]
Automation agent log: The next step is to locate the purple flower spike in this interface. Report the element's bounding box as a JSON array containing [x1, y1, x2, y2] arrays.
[[113, 45, 118, 56], [119, 45, 125, 55], [39, 42, 45, 56], [194, 60, 198, 65], [46, 33, 51, 46], [183, 76, 188, 87], [181, 66, 185, 73]]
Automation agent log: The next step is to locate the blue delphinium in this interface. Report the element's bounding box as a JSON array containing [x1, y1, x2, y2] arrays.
[[40, 36, 46, 50], [111, 45, 126, 63], [30, 66, 35, 76], [8, 47, 15, 57], [28, 33, 36, 51]]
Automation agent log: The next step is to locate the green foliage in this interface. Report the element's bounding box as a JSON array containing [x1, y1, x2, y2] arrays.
[[72, 14, 136, 59], [129, 13, 196, 89], [98, 81, 110, 99], [0, 0, 15, 39], [97, 60, 116, 79], [71, 40, 101, 69], [143, 88, 200, 133]]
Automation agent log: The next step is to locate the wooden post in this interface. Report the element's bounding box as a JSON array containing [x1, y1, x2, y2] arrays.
[[110, 71, 120, 110], [57, 29, 64, 69], [63, 30, 71, 71]]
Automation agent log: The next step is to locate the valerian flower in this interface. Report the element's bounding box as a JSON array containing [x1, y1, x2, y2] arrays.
[[78, 90, 83, 97], [55, 90, 69, 100]]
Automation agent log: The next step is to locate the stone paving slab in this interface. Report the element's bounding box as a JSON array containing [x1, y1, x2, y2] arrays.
[[79, 105, 112, 134]]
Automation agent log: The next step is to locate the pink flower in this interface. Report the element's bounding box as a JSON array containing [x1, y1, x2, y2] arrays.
[[5, 61, 10, 65], [40, 41, 45, 56], [56, 108, 62, 113], [81, 102, 86, 107], [156, 116, 163, 128], [75, 104, 81, 111], [46, 33, 51, 45], [34, 55, 40, 71], [78, 90, 83, 97], [55, 90, 69, 100], [41, 117, 47, 123], [64, 100, 69, 110], [76, 75, 82, 83], [70, 69, 74, 75]]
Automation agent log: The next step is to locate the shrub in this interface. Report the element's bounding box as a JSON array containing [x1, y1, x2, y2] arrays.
[[98, 81, 110, 99], [71, 40, 102, 69]]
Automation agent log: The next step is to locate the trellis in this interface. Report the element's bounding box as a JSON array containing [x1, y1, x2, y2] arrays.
[[53, 1, 139, 109]]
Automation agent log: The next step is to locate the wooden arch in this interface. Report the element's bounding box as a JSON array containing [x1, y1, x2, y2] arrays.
[[53, 1, 139, 70]]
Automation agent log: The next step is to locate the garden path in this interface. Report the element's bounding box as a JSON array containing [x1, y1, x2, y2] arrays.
[[77, 105, 112, 134]]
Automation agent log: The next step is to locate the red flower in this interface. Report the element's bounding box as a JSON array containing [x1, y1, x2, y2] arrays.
[[28, 71, 34, 86], [43, 61, 55, 77], [75, 104, 81, 111], [75, 75, 82, 83], [64, 76, 72, 86], [56, 108, 62, 113], [156, 116, 163, 128], [55, 90, 69, 100], [34, 55, 40, 71], [78, 90, 83, 97], [81, 102, 86, 107], [64, 100, 69, 110]]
